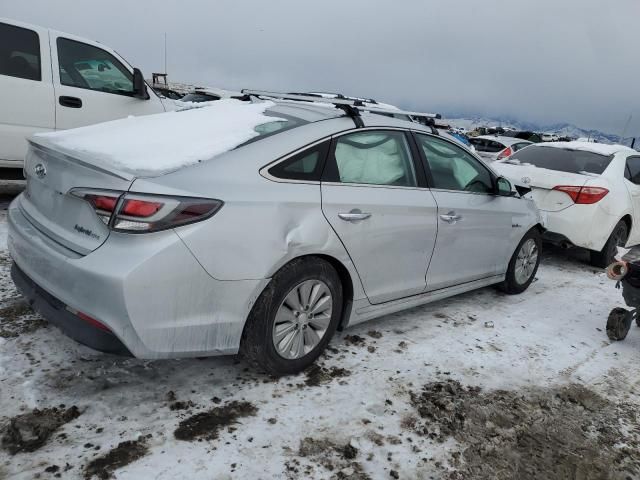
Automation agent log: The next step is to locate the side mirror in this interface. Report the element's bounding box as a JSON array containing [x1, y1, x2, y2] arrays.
[[133, 68, 150, 100], [495, 176, 515, 196]]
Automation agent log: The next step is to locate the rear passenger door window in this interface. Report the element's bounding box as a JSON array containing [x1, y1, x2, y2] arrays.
[[416, 134, 494, 194], [324, 130, 417, 187], [0, 22, 41, 81]]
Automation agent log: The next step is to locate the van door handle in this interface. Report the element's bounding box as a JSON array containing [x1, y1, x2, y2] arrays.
[[338, 209, 372, 222], [439, 211, 463, 224], [59, 96, 83, 108]]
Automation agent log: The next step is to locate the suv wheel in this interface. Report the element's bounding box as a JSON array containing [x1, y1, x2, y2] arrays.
[[240, 257, 343, 376]]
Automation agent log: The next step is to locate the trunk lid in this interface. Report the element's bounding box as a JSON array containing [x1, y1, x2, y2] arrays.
[[494, 162, 590, 212], [20, 139, 135, 255]]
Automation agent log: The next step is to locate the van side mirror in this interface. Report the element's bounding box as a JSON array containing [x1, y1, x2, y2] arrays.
[[133, 68, 150, 100], [496, 176, 515, 196]]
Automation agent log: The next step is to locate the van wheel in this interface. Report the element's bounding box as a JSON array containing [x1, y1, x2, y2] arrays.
[[498, 229, 541, 295], [240, 257, 343, 376], [590, 221, 628, 268]]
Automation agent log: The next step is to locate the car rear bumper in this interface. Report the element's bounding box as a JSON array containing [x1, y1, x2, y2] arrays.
[[541, 204, 619, 252], [11, 263, 132, 355], [8, 197, 270, 359]]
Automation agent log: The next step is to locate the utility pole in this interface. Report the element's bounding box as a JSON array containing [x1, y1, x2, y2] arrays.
[[164, 32, 167, 75], [620, 113, 632, 144]]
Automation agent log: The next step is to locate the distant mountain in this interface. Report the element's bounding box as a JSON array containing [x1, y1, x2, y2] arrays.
[[441, 114, 634, 145]]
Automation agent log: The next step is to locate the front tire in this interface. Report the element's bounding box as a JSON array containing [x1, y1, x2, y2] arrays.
[[240, 257, 343, 376], [590, 221, 628, 268], [498, 229, 541, 294]]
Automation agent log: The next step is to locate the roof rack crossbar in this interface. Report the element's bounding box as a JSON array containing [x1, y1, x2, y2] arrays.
[[241, 89, 441, 120]]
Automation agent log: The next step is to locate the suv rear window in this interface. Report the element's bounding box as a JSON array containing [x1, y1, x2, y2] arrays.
[[509, 146, 614, 175]]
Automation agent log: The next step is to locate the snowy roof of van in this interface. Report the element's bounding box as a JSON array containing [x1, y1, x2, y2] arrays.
[[535, 141, 635, 156]]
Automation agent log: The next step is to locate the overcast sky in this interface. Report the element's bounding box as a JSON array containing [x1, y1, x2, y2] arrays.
[[4, 0, 639, 134]]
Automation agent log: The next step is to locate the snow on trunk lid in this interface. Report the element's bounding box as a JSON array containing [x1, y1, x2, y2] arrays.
[[33, 99, 280, 177]]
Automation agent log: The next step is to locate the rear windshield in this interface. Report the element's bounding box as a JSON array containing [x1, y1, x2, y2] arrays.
[[469, 138, 505, 153], [510, 146, 614, 175]]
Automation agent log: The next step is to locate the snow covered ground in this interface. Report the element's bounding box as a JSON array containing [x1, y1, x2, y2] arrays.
[[1, 205, 640, 479]]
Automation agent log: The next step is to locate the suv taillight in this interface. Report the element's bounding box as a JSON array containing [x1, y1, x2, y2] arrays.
[[71, 189, 223, 233], [552, 185, 609, 204]]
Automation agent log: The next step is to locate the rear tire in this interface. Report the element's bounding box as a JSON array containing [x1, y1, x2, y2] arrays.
[[240, 257, 343, 376], [590, 221, 628, 268], [498, 229, 541, 295]]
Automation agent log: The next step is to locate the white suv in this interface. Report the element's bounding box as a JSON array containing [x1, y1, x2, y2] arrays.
[[0, 17, 169, 178], [493, 141, 640, 266]]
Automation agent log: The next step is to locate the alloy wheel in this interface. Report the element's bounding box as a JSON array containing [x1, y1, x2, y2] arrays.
[[514, 238, 539, 285], [272, 279, 333, 359]]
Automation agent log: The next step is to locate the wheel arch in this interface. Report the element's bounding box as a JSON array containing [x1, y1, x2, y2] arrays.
[[257, 253, 355, 332]]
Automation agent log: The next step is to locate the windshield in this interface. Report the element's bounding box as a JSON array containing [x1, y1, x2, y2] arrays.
[[509, 146, 614, 175]]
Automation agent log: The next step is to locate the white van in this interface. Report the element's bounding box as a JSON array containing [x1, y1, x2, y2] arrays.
[[0, 18, 169, 179]]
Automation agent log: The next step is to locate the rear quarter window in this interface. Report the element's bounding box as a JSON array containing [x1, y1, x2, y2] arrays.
[[0, 22, 41, 81], [510, 147, 614, 175], [267, 141, 329, 181]]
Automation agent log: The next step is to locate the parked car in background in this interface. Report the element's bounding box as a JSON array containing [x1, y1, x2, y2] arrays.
[[493, 141, 640, 267], [541, 133, 559, 142], [0, 17, 171, 179], [178, 87, 245, 103], [440, 130, 476, 152], [151, 85, 184, 100], [469, 135, 532, 161], [9, 96, 543, 375], [450, 126, 467, 135], [503, 131, 543, 143]]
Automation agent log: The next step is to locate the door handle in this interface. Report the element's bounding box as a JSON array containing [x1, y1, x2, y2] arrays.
[[338, 209, 372, 222], [439, 211, 463, 224], [59, 96, 83, 108]]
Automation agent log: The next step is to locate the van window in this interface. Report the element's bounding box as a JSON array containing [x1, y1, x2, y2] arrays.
[[57, 38, 133, 95], [0, 22, 41, 81]]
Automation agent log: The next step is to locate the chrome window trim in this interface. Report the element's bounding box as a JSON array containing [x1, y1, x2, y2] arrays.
[[319, 181, 427, 192]]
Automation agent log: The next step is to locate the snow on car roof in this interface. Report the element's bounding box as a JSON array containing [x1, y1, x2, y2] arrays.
[[34, 99, 281, 175], [536, 141, 635, 156]]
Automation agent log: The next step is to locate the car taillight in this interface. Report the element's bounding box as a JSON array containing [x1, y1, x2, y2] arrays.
[[497, 147, 513, 159], [80, 193, 121, 224], [552, 185, 609, 204], [71, 189, 223, 233]]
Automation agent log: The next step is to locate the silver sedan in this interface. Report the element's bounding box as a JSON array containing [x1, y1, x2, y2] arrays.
[[9, 99, 543, 375]]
